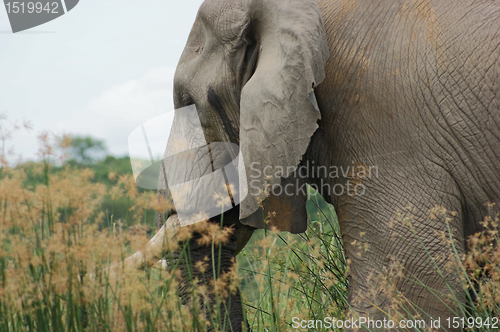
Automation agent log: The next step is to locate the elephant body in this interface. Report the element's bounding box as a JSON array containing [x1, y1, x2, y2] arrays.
[[159, 0, 500, 330], [313, 0, 500, 321]]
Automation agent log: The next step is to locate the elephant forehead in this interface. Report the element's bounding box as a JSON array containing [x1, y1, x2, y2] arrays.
[[199, 0, 249, 44]]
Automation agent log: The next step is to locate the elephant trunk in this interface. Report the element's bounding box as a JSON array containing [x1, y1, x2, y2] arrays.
[[172, 228, 248, 332], [118, 212, 249, 331]]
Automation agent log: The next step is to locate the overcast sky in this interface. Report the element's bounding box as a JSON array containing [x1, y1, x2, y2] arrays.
[[0, 0, 204, 162]]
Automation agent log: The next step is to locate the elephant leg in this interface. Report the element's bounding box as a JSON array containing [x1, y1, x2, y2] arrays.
[[338, 171, 466, 331], [167, 209, 254, 332]]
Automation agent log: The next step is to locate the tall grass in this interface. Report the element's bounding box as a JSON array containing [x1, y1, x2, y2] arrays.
[[0, 128, 498, 331], [0, 132, 197, 331], [237, 188, 348, 331], [0, 129, 348, 331]]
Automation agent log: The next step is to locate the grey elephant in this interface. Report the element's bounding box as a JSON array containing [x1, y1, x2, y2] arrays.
[[144, 0, 500, 330]]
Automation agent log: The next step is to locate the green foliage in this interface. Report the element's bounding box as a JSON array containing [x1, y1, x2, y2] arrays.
[[65, 135, 107, 164], [238, 188, 348, 331], [64, 155, 140, 226], [91, 155, 133, 185], [16, 154, 141, 228]]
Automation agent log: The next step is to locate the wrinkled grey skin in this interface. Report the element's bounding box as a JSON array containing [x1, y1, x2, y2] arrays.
[[158, 0, 500, 330]]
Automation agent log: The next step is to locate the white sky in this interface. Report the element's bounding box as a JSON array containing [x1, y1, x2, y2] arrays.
[[0, 0, 204, 161]]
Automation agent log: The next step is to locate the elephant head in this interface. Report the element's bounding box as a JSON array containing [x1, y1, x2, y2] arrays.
[[127, 0, 500, 330], [130, 1, 331, 330], [157, 0, 329, 234]]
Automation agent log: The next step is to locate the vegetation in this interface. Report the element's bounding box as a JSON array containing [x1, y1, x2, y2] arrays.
[[0, 129, 498, 331], [17, 135, 154, 229], [239, 190, 348, 331]]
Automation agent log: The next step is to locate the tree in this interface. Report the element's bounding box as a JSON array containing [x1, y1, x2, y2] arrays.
[[66, 135, 107, 164]]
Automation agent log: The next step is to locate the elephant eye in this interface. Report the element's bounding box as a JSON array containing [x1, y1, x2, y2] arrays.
[[181, 93, 194, 107]]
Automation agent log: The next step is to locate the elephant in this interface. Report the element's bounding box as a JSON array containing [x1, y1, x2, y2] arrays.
[[134, 0, 500, 330]]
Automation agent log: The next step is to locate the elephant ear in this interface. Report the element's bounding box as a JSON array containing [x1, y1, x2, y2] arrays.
[[238, 0, 329, 232]]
